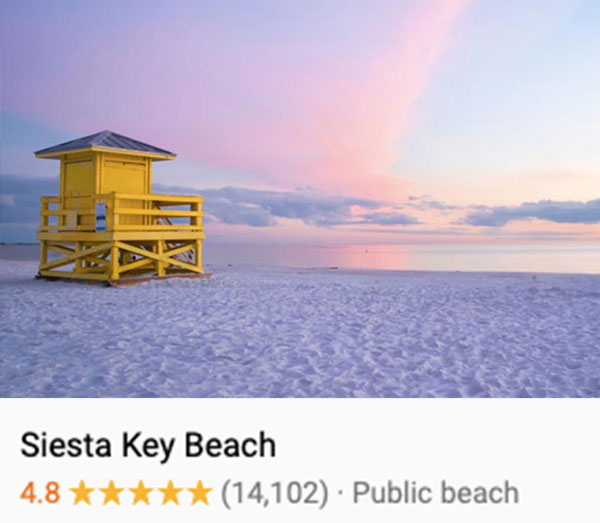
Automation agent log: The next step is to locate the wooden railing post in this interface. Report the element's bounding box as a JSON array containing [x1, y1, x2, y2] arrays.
[[40, 197, 49, 230], [105, 196, 113, 231], [195, 240, 203, 272], [75, 242, 83, 272], [192, 199, 203, 230], [112, 192, 119, 231], [39, 241, 48, 270], [110, 244, 119, 280], [59, 195, 64, 228], [157, 240, 166, 276]]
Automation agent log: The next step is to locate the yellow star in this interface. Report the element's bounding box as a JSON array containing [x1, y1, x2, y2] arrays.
[[129, 480, 153, 505], [70, 480, 94, 505], [158, 480, 182, 505], [188, 480, 212, 505], [99, 480, 123, 505]]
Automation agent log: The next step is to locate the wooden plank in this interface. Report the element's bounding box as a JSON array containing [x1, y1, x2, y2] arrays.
[[39, 255, 77, 271], [164, 242, 195, 258], [112, 194, 119, 230], [157, 240, 165, 276], [40, 225, 96, 232], [115, 241, 162, 260], [37, 231, 205, 241], [113, 231, 205, 241], [41, 209, 95, 216], [162, 256, 203, 273], [113, 193, 203, 203], [116, 208, 199, 217], [110, 244, 119, 280], [40, 241, 48, 267], [40, 199, 49, 229], [39, 242, 112, 270], [195, 239, 203, 270], [78, 243, 113, 257], [191, 201, 202, 229], [116, 241, 203, 273], [39, 270, 109, 281], [80, 266, 108, 273], [114, 225, 200, 231], [47, 244, 75, 256], [84, 255, 109, 266], [38, 232, 113, 241], [75, 241, 83, 272], [119, 257, 154, 273]]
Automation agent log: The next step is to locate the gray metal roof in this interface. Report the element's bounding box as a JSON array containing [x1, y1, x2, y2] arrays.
[[35, 130, 176, 158]]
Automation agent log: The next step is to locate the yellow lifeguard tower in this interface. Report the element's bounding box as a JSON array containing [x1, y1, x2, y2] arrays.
[[35, 130, 206, 285]]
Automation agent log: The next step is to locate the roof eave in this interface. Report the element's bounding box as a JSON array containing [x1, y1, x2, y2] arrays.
[[35, 146, 176, 161]]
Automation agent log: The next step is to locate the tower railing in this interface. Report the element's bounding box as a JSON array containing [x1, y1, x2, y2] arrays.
[[39, 192, 203, 233]]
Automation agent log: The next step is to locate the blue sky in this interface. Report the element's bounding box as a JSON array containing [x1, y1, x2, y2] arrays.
[[1, 0, 599, 244]]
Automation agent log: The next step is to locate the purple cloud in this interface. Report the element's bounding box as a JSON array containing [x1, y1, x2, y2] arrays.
[[463, 199, 600, 226]]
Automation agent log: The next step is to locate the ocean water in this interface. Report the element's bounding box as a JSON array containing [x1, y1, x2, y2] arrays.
[[207, 243, 600, 274], [2, 243, 599, 274]]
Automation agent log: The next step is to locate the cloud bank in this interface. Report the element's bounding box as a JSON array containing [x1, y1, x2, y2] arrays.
[[0, 176, 421, 237], [2, 176, 596, 244], [463, 199, 600, 226], [156, 184, 419, 228]]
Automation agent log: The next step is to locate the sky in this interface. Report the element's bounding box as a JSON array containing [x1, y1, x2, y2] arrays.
[[1, 0, 599, 244]]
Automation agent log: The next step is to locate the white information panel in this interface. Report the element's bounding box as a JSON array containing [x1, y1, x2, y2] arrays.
[[0, 399, 598, 521], [95, 202, 107, 232]]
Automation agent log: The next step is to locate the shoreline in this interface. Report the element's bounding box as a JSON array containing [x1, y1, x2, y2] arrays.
[[1, 244, 598, 276], [0, 243, 600, 276]]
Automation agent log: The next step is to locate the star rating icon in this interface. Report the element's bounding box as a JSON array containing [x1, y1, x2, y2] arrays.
[[70, 480, 94, 505], [158, 480, 183, 505], [68, 480, 212, 506], [99, 480, 124, 505], [129, 480, 153, 505], [188, 480, 212, 505]]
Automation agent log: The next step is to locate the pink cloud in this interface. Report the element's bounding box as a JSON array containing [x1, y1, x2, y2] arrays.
[[4, 1, 472, 200], [287, 0, 474, 199]]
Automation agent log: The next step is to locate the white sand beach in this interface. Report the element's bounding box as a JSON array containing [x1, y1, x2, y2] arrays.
[[1, 252, 599, 398]]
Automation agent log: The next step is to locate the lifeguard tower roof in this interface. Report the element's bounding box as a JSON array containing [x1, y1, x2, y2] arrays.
[[34, 130, 176, 160]]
